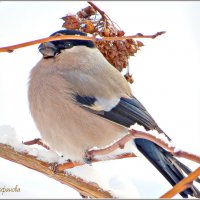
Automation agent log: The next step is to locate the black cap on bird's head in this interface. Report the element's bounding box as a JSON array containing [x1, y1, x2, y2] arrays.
[[39, 29, 95, 58]]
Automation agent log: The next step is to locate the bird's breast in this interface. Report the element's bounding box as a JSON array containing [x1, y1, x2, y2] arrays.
[[28, 68, 127, 161]]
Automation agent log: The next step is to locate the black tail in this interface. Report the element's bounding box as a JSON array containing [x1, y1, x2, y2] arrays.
[[96, 96, 200, 197], [135, 138, 200, 198]]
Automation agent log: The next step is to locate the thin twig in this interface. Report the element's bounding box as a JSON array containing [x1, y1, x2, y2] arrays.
[[129, 130, 200, 164], [23, 138, 50, 150], [88, 1, 120, 32], [160, 167, 200, 198], [0, 32, 165, 53], [87, 1, 105, 20], [56, 153, 136, 172], [86, 129, 200, 164]]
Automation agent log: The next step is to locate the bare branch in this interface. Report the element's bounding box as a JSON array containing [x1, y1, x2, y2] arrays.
[[23, 138, 50, 150], [0, 32, 165, 53], [160, 167, 200, 198]]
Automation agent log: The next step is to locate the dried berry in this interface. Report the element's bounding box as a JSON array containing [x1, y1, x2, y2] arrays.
[[102, 29, 110, 37], [117, 30, 125, 37], [77, 6, 96, 18], [124, 73, 134, 84], [61, 3, 145, 84], [136, 40, 144, 47], [81, 20, 95, 33], [62, 15, 80, 30]]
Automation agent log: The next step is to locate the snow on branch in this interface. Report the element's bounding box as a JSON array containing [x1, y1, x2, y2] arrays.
[[0, 126, 113, 198], [0, 143, 114, 198], [0, 126, 137, 198], [0, 125, 199, 198], [85, 128, 200, 165]]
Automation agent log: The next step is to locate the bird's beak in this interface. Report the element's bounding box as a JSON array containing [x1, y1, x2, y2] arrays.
[[38, 42, 57, 58]]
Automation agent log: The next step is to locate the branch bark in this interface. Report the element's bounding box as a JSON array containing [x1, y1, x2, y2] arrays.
[[0, 143, 113, 198]]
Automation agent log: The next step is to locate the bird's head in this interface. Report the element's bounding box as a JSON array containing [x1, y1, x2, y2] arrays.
[[38, 29, 95, 58]]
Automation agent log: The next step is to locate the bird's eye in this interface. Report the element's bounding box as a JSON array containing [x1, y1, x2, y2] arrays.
[[64, 42, 73, 49]]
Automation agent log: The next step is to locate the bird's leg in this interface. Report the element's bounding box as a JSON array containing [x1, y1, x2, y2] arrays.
[[50, 159, 85, 173], [83, 156, 93, 166], [48, 159, 83, 173], [23, 138, 50, 150]]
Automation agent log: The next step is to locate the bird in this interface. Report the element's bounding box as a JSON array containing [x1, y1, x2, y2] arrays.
[[28, 29, 200, 198]]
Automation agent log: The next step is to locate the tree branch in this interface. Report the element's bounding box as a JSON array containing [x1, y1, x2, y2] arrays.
[[160, 167, 200, 198], [0, 32, 165, 53], [0, 143, 113, 198], [86, 129, 200, 164], [22, 137, 136, 172], [0, 128, 199, 198], [0, 140, 136, 197]]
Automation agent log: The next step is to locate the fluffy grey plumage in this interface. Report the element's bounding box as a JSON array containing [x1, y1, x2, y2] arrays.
[[28, 30, 200, 198]]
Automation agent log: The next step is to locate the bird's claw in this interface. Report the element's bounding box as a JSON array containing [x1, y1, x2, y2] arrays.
[[49, 162, 59, 173], [84, 151, 93, 166]]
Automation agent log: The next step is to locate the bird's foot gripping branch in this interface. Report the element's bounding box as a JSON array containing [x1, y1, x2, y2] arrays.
[[0, 126, 200, 198]]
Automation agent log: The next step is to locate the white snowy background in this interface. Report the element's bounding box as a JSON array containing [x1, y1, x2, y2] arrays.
[[0, 1, 200, 198]]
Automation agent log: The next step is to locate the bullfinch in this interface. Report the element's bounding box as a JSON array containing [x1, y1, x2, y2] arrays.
[[28, 29, 200, 198]]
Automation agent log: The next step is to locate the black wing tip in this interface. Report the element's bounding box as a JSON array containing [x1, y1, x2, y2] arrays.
[[135, 138, 199, 198]]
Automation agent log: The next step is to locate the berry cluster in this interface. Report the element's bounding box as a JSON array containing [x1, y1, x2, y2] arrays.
[[62, 5, 144, 83]]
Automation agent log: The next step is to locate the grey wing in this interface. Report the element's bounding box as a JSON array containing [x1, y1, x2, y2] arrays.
[[73, 94, 200, 198], [74, 94, 165, 135]]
